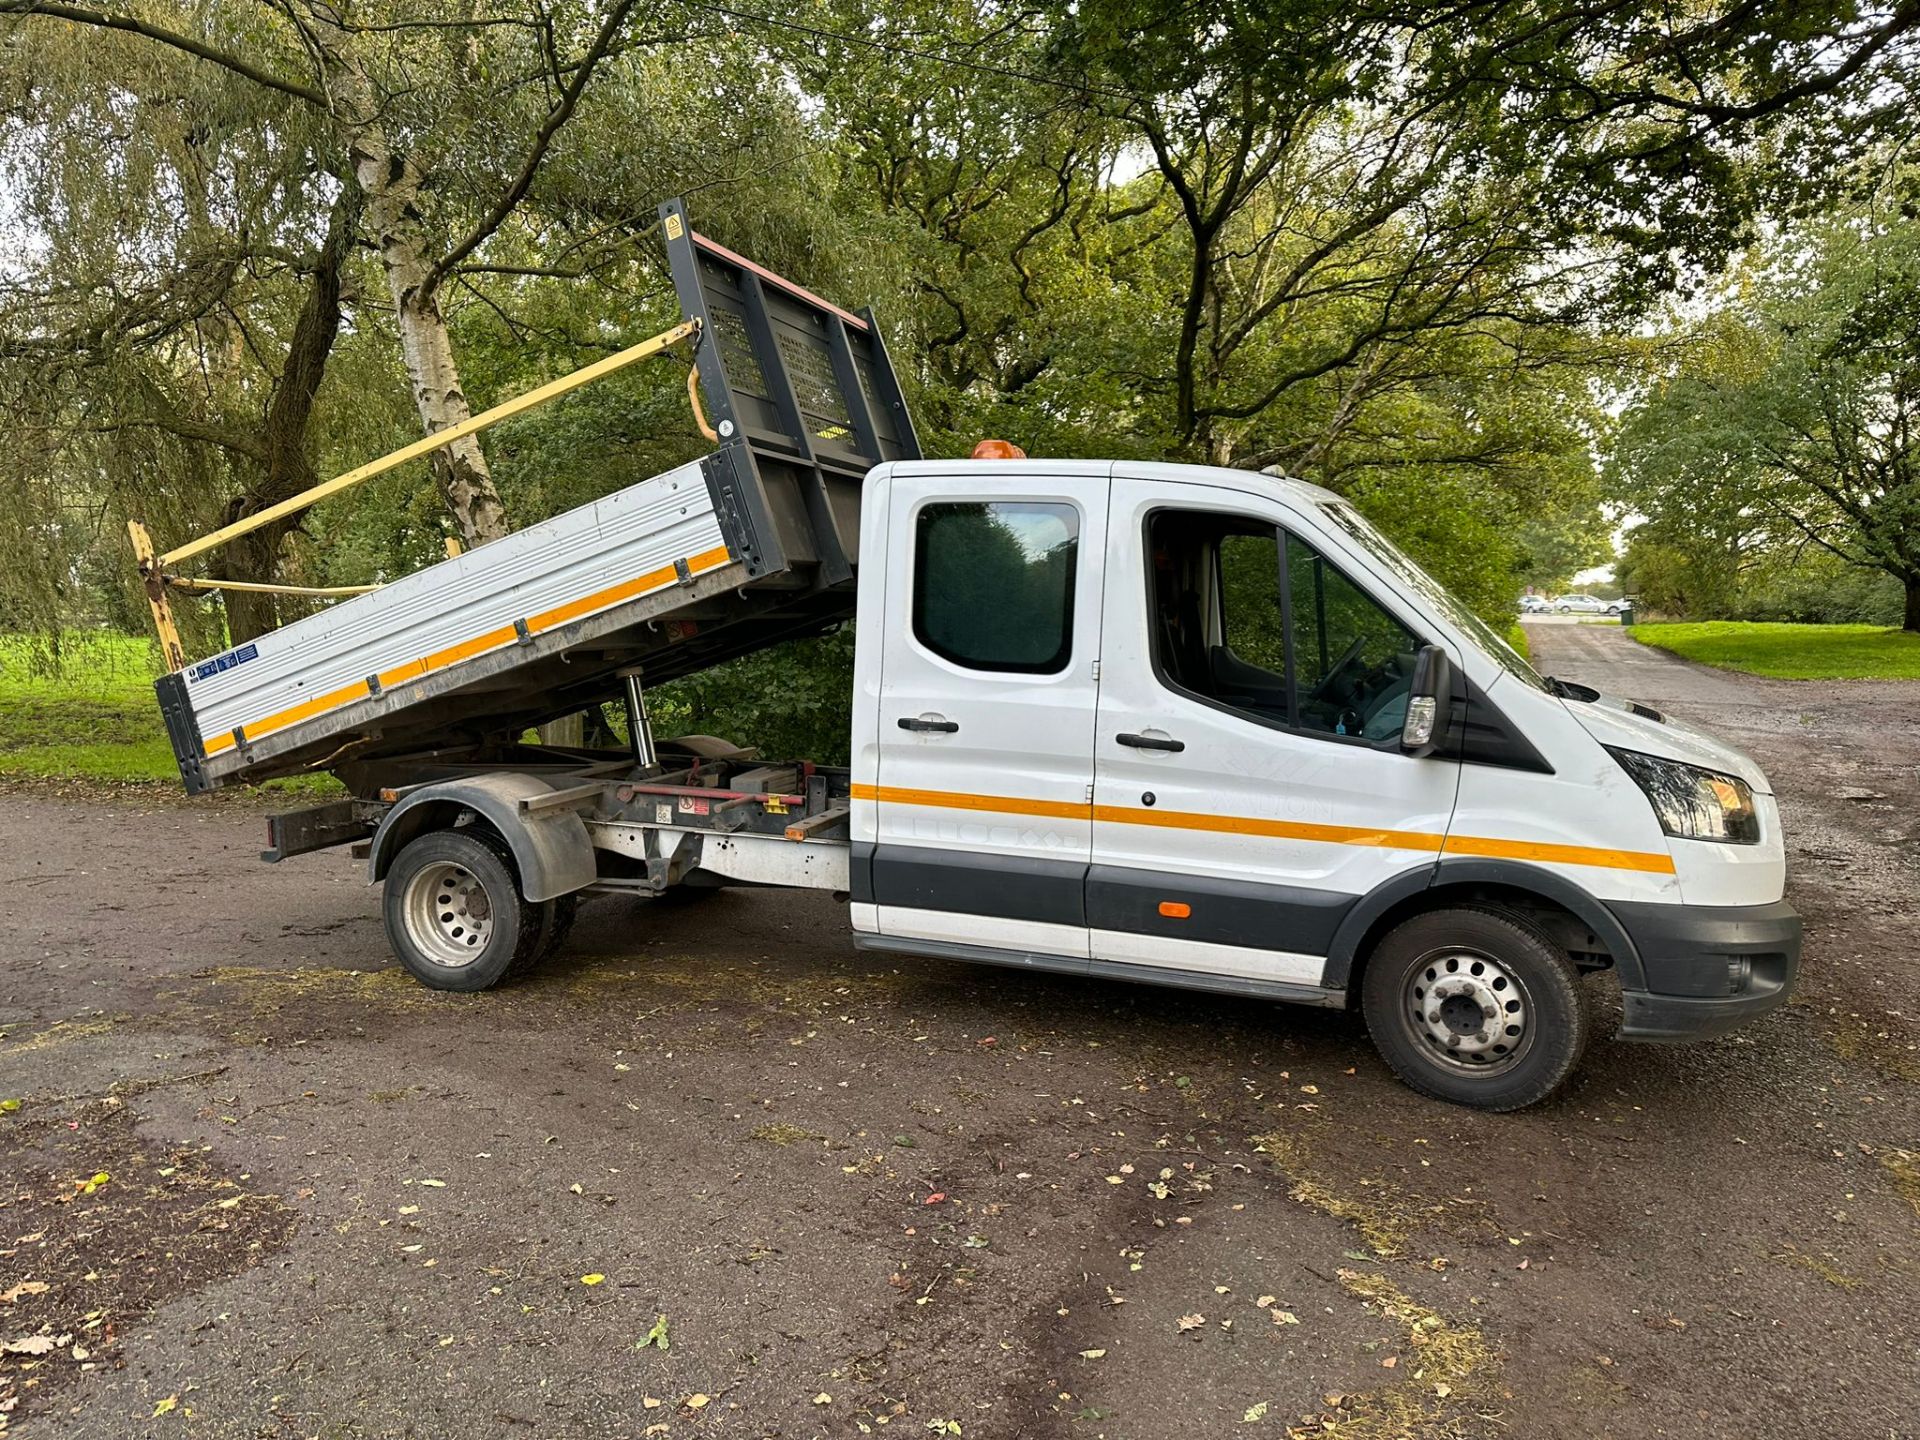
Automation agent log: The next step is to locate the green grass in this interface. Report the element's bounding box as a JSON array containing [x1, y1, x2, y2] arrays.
[[1504, 621, 1531, 661], [0, 632, 338, 793], [1628, 621, 1920, 679]]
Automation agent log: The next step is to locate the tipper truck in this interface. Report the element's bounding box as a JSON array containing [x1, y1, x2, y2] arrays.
[[133, 200, 1801, 1111]]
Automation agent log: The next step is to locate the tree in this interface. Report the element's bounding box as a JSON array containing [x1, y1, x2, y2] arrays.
[[1614, 211, 1920, 631], [0, 0, 653, 548], [0, 17, 377, 641]]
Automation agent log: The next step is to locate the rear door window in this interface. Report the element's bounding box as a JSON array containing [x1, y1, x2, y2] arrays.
[[912, 501, 1080, 674]]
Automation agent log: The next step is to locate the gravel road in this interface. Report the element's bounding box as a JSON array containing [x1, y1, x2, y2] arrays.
[[0, 620, 1915, 1440]]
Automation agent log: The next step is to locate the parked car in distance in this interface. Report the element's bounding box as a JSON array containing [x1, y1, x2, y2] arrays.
[[1554, 593, 1625, 615], [1518, 594, 1550, 613]]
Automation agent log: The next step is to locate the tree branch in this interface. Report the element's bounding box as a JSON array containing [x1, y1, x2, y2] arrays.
[[422, 0, 642, 297], [0, 0, 327, 106]]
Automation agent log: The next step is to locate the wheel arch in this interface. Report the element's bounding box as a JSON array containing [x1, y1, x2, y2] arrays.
[[1324, 858, 1645, 998], [369, 773, 597, 903]]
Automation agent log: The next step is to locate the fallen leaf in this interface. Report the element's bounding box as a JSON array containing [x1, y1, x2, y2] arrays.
[[642, 1396, 662, 1409], [1078, 1348, 1106, 1360], [1434, 1382, 1453, 1399], [923, 1192, 946, 1205], [1243, 1400, 1270, 1422], [0, 1282, 49, 1304], [636, 1313, 671, 1351], [398, 1205, 419, 1216], [418, 1179, 446, 1189], [1381, 1355, 1397, 1369], [1176, 1313, 1206, 1333], [813, 1393, 833, 1404], [3, 1336, 57, 1356], [685, 1393, 711, 1410], [151, 1394, 179, 1417], [0, 1100, 20, 1114], [1272, 1310, 1299, 1326], [1255, 1295, 1276, 1308]]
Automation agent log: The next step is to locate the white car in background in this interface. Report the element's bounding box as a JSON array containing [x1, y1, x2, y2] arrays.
[[1554, 593, 1625, 615], [1518, 595, 1551, 613]]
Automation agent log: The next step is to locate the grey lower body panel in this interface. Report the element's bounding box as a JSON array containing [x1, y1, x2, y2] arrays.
[[853, 932, 1346, 1009], [1607, 897, 1801, 1041], [853, 841, 1353, 961]]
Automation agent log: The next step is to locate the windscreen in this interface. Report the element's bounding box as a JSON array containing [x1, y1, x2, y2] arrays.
[[1317, 501, 1549, 692]]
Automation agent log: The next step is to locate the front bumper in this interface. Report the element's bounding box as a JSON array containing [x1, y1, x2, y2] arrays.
[[1607, 898, 1802, 1041]]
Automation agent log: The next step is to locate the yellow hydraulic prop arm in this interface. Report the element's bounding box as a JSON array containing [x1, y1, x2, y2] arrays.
[[126, 317, 704, 673], [154, 318, 701, 570]]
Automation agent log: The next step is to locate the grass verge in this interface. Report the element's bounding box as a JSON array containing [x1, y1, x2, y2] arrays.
[[1627, 621, 1920, 680], [0, 632, 337, 794]]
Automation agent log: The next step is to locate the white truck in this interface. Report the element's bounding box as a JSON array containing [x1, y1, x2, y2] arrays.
[[138, 202, 1800, 1111]]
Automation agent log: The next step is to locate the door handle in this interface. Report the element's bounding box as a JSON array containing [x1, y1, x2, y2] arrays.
[[1116, 731, 1184, 753], [898, 715, 959, 734]]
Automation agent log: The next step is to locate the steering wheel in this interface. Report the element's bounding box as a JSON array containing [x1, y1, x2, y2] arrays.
[[1306, 637, 1369, 706]]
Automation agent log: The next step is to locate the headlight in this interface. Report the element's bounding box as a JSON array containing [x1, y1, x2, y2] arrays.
[[1606, 747, 1760, 844]]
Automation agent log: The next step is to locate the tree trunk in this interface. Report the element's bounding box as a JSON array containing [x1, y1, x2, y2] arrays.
[[221, 522, 295, 644], [305, 12, 509, 547], [1905, 575, 1920, 634], [220, 189, 360, 645]]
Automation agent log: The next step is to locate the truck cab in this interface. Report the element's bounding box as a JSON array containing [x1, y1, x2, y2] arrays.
[[849, 457, 1800, 1109]]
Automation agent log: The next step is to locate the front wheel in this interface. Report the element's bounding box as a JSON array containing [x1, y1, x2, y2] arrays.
[[383, 829, 542, 991], [1360, 907, 1589, 1111]]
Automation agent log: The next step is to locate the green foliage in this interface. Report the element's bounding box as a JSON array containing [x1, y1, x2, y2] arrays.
[[655, 629, 857, 766], [1612, 207, 1920, 631], [1628, 622, 1920, 679], [9, 0, 1920, 763]]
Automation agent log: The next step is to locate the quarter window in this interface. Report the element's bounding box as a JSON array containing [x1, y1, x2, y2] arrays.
[[912, 501, 1079, 673]]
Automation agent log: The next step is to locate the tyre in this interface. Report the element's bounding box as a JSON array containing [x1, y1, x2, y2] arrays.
[[1360, 906, 1589, 1111], [382, 829, 542, 992], [515, 894, 579, 977]]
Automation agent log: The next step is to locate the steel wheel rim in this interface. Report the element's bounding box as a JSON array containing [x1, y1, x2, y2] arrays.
[[403, 860, 495, 968], [1400, 947, 1533, 1076]]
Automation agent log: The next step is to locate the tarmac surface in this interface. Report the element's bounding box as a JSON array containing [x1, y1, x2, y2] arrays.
[[1, 618, 1916, 1439]]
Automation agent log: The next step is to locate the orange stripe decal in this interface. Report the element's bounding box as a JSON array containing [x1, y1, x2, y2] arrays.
[[201, 547, 737, 756], [1436, 832, 1675, 875], [849, 782, 1088, 821], [1091, 802, 1447, 852], [855, 783, 1674, 875]]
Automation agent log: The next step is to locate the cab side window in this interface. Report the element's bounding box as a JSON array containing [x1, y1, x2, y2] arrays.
[[913, 501, 1079, 674], [1147, 510, 1419, 742]]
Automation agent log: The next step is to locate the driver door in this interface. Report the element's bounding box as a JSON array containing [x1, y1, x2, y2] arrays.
[[1087, 477, 1463, 987]]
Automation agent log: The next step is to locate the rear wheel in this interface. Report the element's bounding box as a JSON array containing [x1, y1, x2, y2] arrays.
[[383, 830, 541, 991], [1361, 907, 1589, 1111]]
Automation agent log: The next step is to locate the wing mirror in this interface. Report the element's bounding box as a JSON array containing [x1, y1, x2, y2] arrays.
[[1401, 644, 1451, 757]]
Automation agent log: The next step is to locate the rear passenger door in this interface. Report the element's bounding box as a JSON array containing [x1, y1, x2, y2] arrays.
[[866, 465, 1110, 959]]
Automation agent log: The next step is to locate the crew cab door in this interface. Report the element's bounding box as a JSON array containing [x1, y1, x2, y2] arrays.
[[1089, 474, 1462, 989], [864, 463, 1110, 959]]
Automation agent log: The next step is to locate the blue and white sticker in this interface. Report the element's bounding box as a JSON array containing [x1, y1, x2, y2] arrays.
[[190, 642, 260, 684]]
